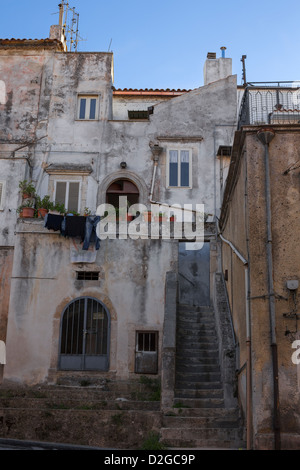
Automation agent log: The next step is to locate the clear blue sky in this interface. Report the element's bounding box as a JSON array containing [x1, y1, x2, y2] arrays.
[[1, 0, 299, 90]]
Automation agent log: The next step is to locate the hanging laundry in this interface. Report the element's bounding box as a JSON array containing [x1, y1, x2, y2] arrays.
[[64, 215, 86, 241], [45, 213, 64, 231], [83, 215, 101, 250]]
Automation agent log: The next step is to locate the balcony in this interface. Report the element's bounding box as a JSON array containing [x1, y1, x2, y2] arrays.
[[238, 81, 300, 128]]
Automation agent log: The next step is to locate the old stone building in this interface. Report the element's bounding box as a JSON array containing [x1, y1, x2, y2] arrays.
[[219, 85, 300, 449], [1, 13, 300, 450]]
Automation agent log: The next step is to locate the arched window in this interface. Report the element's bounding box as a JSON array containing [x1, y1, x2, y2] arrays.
[[59, 297, 110, 371], [106, 179, 139, 208]]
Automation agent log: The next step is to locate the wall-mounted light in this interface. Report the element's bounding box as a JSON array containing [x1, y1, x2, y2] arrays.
[[120, 161, 127, 169]]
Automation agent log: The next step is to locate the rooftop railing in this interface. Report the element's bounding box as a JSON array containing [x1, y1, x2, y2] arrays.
[[238, 81, 300, 129]]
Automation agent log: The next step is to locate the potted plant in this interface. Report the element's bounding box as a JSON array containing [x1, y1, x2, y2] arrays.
[[17, 199, 35, 218], [35, 195, 54, 218], [154, 212, 167, 222], [53, 202, 66, 215], [83, 207, 91, 217], [143, 210, 152, 222], [18, 180, 36, 199]]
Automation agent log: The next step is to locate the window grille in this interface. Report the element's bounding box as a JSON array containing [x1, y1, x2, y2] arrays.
[[76, 271, 99, 280], [135, 331, 158, 374]]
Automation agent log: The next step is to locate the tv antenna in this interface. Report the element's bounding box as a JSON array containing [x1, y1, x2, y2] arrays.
[[241, 55, 247, 86], [56, 1, 83, 52]]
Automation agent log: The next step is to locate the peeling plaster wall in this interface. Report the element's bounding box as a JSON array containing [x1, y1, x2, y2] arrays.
[[221, 126, 300, 449], [0, 43, 238, 387], [4, 220, 177, 384]]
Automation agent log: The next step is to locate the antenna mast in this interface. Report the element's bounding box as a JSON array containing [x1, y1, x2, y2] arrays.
[[58, 1, 81, 52]]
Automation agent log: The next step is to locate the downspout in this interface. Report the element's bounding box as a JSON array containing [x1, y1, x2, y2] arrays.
[[256, 128, 280, 450], [218, 228, 252, 449]]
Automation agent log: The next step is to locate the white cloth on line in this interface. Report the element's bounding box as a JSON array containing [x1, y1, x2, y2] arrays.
[[0, 340, 6, 364]]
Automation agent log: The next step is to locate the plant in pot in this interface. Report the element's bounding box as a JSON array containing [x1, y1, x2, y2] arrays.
[[154, 212, 167, 222], [35, 195, 54, 218], [53, 202, 66, 215], [17, 199, 35, 218], [83, 207, 91, 217], [18, 180, 36, 199], [143, 210, 152, 222]]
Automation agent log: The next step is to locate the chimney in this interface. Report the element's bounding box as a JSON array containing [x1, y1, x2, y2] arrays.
[[203, 47, 232, 86], [49, 3, 67, 51]]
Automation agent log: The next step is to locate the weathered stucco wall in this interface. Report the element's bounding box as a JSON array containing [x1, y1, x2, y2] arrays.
[[4, 219, 177, 384], [221, 126, 300, 449]]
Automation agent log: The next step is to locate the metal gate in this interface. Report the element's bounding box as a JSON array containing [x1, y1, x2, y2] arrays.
[[59, 297, 110, 371]]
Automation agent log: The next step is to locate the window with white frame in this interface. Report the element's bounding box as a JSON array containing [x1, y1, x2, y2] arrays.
[[167, 149, 192, 188], [55, 181, 81, 212], [77, 95, 99, 120], [0, 181, 6, 210]]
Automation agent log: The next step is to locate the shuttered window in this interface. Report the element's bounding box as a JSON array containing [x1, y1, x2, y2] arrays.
[[167, 149, 192, 188], [78, 95, 99, 120], [55, 181, 80, 212]]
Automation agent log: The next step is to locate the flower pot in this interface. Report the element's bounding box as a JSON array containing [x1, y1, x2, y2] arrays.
[[37, 208, 48, 218], [127, 214, 134, 221], [154, 216, 167, 222], [143, 211, 152, 222], [22, 207, 35, 218], [170, 216, 176, 222]]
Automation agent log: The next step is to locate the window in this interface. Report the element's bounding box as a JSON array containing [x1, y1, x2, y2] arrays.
[[77, 95, 99, 120], [55, 181, 80, 212], [0, 181, 6, 210], [135, 331, 158, 374], [76, 271, 99, 281], [128, 110, 149, 120], [167, 149, 191, 188]]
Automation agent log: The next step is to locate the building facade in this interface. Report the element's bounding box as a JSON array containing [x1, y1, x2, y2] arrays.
[[219, 85, 300, 449], [0, 25, 236, 387]]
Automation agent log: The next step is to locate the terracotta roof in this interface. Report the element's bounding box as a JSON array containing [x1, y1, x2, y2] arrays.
[[113, 88, 191, 96], [0, 38, 64, 51]]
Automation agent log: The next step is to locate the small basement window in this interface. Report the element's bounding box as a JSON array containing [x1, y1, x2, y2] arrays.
[[128, 110, 149, 120], [76, 271, 99, 280], [135, 331, 158, 374]]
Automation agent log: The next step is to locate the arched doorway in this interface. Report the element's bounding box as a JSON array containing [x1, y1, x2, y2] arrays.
[[59, 297, 110, 371], [106, 179, 139, 208]]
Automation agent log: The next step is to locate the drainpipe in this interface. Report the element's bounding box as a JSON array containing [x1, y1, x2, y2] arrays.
[[218, 229, 252, 449], [256, 128, 280, 450]]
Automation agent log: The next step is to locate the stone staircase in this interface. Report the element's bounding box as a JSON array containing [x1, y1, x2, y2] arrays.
[[161, 304, 245, 449], [0, 377, 162, 449]]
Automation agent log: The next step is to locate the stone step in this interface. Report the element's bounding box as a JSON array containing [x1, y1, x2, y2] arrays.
[[175, 364, 220, 373], [173, 395, 224, 407], [178, 304, 214, 313], [175, 372, 222, 389], [169, 406, 240, 418], [0, 380, 161, 406], [177, 332, 218, 342], [176, 356, 220, 366], [0, 396, 160, 411], [176, 348, 219, 357], [177, 325, 216, 334], [177, 315, 215, 324], [162, 415, 241, 429], [160, 426, 244, 448], [175, 388, 223, 399], [175, 371, 221, 388]]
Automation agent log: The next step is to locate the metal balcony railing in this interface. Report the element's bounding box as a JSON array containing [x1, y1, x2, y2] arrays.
[[238, 81, 300, 129]]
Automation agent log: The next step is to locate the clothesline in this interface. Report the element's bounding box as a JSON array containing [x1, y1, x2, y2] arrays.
[[45, 213, 101, 250]]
